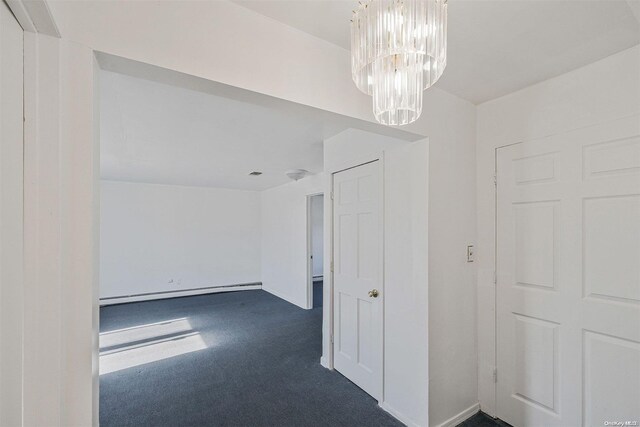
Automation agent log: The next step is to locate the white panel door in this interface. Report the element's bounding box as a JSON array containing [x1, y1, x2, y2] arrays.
[[333, 161, 382, 399], [0, 2, 24, 426], [496, 115, 640, 427]]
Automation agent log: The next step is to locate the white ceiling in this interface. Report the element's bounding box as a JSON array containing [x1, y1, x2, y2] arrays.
[[100, 68, 417, 190], [232, 0, 640, 104], [101, 70, 323, 190]]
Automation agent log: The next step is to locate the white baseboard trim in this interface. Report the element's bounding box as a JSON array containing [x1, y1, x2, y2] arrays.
[[320, 356, 330, 369], [262, 286, 306, 309], [100, 283, 261, 306], [379, 402, 422, 427], [433, 403, 480, 427]]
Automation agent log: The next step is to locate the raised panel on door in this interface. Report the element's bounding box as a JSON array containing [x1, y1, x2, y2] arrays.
[[583, 195, 640, 305], [496, 115, 640, 427], [332, 161, 382, 400]]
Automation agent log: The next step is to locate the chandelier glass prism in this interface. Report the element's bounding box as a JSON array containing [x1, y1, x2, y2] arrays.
[[351, 0, 448, 126]]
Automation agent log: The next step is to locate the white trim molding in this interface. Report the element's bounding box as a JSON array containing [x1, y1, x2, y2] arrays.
[[23, 33, 98, 425], [380, 402, 423, 427], [433, 403, 480, 427], [99, 283, 262, 306], [320, 356, 330, 370], [6, 0, 60, 36]]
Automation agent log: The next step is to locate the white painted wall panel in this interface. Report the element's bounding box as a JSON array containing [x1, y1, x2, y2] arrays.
[[382, 140, 429, 427], [260, 174, 323, 309], [424, 89, 478, 427], [100, 181, 261, 298]]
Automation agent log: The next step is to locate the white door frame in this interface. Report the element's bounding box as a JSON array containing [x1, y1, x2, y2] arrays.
[[0, 3, 24, 424], [325, 157, 385, 404], [491, 141, 522, 411], [21, 35, 99, 425], [306, 192, 324, 310]]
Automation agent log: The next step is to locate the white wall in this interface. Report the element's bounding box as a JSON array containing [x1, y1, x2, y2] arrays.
[[383, 140, 430, 427], [48, 0, 466, 141], [100, 180, 261, 299], [323, 128, 409, 172], [310, 194, 324, 278], [476, 45, 640, 416], [423, 78, 478, 427], [261, 174, 323, 309]]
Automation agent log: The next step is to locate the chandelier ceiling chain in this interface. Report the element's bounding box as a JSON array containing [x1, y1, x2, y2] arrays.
[[351, 0, 448, 126]]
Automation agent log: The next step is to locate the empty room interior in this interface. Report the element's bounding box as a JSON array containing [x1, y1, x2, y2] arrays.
[[0, 1, 639, 427], [96, 60, 426, 426]]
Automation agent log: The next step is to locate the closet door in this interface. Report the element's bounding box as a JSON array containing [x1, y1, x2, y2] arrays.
[[333, 160, 382, 400], [496, 116, 640, 426]]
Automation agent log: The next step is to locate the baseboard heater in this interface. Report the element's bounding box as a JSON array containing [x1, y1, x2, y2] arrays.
[[100, 282, 262, 306]]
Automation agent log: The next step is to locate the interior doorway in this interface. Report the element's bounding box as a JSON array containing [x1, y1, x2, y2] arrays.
[[307, 193, 324, 309], [14, 41, 426, 424]]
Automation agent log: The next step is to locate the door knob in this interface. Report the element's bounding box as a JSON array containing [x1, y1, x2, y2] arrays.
[[368, 289, 379, 298]]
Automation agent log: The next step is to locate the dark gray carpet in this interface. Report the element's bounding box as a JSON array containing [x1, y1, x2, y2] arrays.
[[100, 290, 402, 427], [457, 412, 512, 427], [312, 280, 323, 309]]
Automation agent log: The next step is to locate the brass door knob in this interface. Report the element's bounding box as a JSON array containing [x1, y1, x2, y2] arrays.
[[368, 289, 379, 298]]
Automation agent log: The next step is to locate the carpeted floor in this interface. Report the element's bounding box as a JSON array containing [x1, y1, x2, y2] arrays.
[[100, 289, 402, 427], [312, 280, 323, 309], [457, 412, 512, 427]]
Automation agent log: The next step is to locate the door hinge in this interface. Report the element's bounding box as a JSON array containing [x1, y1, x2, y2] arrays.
[[330, 191, 334, 200], [493, 367, 497, 383], [493, 174, 497, 187], [330, 335, 334, 344], [330, 261, 334, 273], [493, 271, 497, 285]]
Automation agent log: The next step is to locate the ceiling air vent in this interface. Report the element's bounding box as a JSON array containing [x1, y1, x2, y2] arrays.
[[249, 171, 263, 176]]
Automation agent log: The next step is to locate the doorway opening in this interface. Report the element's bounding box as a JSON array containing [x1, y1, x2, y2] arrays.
[[307, 193, 324, 309], [93, 51, 423, 426]]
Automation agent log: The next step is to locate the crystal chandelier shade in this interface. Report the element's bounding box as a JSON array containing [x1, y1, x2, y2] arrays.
[[351, 0, 448, 126]]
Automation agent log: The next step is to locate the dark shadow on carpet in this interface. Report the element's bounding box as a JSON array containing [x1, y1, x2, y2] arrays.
[[99, 290, 401, 427], [313, 280, 323, 309], [457, 412, 513, 427]]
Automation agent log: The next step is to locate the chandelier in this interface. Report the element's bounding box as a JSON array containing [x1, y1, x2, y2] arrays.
[[351, 0, 448, 126]]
